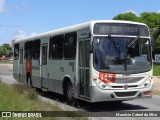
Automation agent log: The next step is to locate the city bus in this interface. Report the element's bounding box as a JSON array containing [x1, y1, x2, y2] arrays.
[[13, 20, 153, 103]]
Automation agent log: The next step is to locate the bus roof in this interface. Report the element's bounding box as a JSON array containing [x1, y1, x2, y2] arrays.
[[13, 20, 147, 44]]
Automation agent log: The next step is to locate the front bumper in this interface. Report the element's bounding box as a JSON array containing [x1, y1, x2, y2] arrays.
[[90, 85, 152, 103]]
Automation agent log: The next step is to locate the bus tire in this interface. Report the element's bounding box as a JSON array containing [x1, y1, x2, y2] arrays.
[[27, 76, 32, 88], [66, 82, 74, 104]]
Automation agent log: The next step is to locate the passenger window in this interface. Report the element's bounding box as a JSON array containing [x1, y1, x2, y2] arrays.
[[25, 41, 33, 60], [33, 40, 40, 60], [14, 44, 19, 60], [50, 35, 64, 59], [64, 32, 77, 59]]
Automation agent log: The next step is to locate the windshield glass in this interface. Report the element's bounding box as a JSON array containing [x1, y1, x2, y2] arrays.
[[93, 37, 152, 74]]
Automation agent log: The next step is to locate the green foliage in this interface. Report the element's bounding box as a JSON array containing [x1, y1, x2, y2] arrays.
[[0, 81, 88, 120], [0, 44, 12, 57], [152, 24, 160, 47], [153, 47, 160, 54], [0, 61, 13, 64], [113, 12, 140, 22], [13, 84, 38, 100], [153, 64, 160, 76], [0, 46, 5, 55], [140, 12, 160, 28]]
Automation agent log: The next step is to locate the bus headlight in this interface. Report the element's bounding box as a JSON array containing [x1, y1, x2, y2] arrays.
[[142, 78, 153, 88], [93, 78, 110, 89]]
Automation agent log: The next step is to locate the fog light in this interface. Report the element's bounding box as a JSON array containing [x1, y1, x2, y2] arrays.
[[101, 84, 106, 88], [111, 94, 114, 98], [144, 83, 149, 87]]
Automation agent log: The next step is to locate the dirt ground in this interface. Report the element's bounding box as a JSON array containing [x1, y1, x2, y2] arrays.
[[153, 76, 160, 95]]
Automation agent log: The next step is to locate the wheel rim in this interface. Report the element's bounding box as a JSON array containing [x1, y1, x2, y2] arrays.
[[67, 85, 73, 100]]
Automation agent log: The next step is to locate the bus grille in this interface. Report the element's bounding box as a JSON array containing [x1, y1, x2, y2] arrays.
[[115, 91, 137, 97], [111, 85, 138, 89], [115, 77, 144, 83]]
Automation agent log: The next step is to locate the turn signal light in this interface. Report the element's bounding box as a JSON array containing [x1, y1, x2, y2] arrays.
[[143, 91, 152, 96]]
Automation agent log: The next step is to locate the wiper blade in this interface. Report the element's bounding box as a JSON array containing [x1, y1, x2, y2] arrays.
[[108, 35, 121, 60], [127, 36, 140, 48], [108, 35, 119, 49]]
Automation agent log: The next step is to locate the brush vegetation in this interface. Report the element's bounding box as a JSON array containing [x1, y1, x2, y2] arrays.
[[0, 61, 13, 64], [0, 81, 88, 120], [153, 64, 160, 76]]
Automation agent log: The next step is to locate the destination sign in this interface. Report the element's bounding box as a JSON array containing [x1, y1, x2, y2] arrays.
[[94, 23, 149, 36]]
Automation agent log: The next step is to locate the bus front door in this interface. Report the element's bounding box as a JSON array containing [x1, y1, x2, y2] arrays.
[[79, 38, 90, 98], [41, 44, 48, 91]]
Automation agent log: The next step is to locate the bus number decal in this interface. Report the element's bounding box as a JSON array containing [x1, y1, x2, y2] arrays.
[[99, 72, 116, 83], [69, 62, 75, 72], [60, 67, 64, 72]]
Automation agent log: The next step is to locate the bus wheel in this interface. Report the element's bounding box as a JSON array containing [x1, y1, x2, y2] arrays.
[[66, 82, 74, 104], [27, 76, 32, 88]]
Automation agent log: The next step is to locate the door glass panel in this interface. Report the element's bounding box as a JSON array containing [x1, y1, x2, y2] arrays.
[[79, 69, 84, 95], [42, 46, 47, 65], [45, 46, 48, 64], [85, 41, 90, 67], [85, 40, 90, 97], [86, 69, 90, 97], [41, 44, 48, 88], [79, 39, 90, 98], [79, 41, 84, 67]]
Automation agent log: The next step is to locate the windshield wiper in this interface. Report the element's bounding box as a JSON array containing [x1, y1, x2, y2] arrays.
[[124, 36, 140, 74], [108, 35, 122, 64], [108, 35, 119, 50], [127, 36, 140, 48]]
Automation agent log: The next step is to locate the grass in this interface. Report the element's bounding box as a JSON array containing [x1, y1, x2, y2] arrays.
[[0, 60, 13, 64], [0, 80, 88, 120], [153, 64, 160, 76]]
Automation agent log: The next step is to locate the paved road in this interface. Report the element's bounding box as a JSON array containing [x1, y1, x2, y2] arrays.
[[0, 64, 160, 120], [0, 64, 18, 84]]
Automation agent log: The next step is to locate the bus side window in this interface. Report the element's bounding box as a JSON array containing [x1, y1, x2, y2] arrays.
[[50, 35, 64, 59], [14, 44, 19, 60], [33, 39, 40, 60], [25, 41, 33, 60], [64, 32, 77, 59]]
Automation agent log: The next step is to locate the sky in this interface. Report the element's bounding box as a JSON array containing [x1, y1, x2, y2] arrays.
[[0, 0, 160, 45]]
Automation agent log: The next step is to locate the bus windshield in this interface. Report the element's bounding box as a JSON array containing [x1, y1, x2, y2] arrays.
[[93, 37, 152, 74]]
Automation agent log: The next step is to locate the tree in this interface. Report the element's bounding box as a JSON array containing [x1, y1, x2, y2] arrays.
[[152, 24, 160, 46], [3, 44, 12, 51], [113, 12, 140, 22], [140, 12, 160, 28], [0, 46, 5, 55], [0, 44, 12, 57]]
